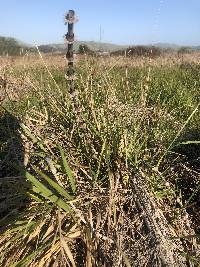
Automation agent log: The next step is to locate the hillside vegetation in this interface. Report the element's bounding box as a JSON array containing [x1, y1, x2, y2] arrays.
[[0, 36, 126, 55], [0, 36, 28, 56], [38, 41, 127, 53], [1, 35, 200, 57]]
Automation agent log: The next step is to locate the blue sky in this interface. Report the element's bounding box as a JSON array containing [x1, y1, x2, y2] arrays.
[[0, 0, 200, 45]]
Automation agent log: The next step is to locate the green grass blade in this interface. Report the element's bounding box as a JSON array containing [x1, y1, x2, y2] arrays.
[[33, 166, 74, 200], [20, 123, 47, 152], [59, 145, 76, 193], [157, 103, 199, 167], [19, 167, 71, 213], [10, 243, 49, 267]]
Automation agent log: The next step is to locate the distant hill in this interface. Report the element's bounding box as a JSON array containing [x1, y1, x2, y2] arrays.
[[0, 36, 200, 56], [154, 43, 200, 51], [38, 42, 200, 54], [0, 37, 126, 55], [38, 41, 127, 53], [152, 43, 180, 49]]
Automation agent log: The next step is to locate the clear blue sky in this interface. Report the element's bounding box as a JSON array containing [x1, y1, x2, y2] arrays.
[[0, 0, 200, 46]]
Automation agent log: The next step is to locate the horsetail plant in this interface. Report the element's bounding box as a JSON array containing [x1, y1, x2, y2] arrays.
[[65, 10, 77, 96]]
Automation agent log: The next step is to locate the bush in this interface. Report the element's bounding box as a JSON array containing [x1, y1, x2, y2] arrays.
[[111, 45, 162, 58], [0, 37, 21, 56], [178, 46, 191, 56], [78, 44, 94, 55]]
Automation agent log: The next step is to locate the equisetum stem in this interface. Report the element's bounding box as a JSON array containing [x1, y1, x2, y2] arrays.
[[65, 10, 76, 95]]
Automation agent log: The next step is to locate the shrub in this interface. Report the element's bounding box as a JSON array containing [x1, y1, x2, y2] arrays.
[[111, 45, 162, 58]]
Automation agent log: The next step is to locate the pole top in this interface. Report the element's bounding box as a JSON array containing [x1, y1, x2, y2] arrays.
[[65, 10, 78, 24]]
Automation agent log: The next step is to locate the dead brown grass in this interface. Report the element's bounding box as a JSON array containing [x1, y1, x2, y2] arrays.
[[0, 51, 200, 71]]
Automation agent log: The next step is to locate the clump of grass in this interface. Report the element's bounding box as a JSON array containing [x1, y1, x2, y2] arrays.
[[0, 56, 199, 266]]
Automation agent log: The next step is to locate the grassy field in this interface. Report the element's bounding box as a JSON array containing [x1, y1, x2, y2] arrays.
[[0, 53, 200, 266]]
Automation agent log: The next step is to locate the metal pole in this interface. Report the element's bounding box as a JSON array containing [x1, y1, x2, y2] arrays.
[[65, 10, 77, 95]]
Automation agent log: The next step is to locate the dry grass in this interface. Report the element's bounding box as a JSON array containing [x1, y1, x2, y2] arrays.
[[0, 51, 200, 71], [0, 52, 199, 266]]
